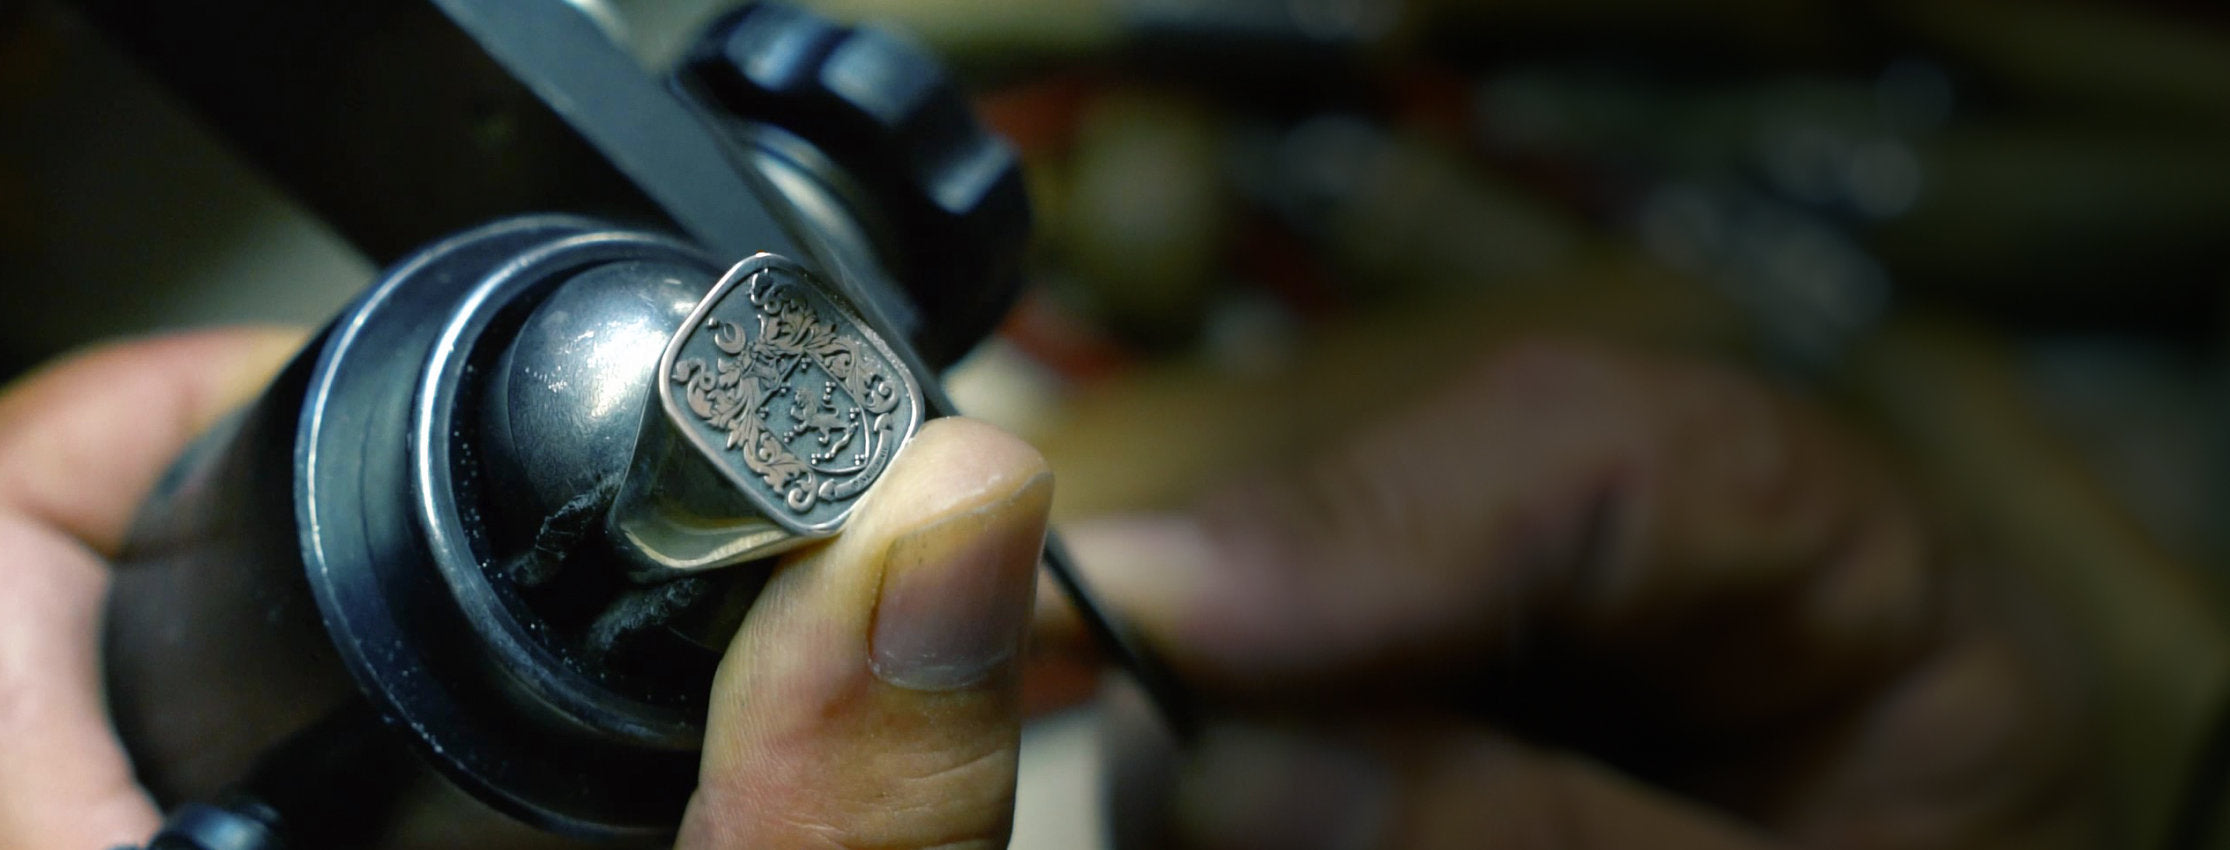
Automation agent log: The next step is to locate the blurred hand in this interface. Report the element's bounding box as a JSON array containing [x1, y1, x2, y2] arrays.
[[0, 328, 299, 849], [1066, 337, 2105, 850], [0, 329, 1053, 850]]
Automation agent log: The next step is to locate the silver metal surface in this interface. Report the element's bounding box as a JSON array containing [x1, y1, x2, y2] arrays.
[[609, 252, 923, 575], [479, 258, 713, 540]]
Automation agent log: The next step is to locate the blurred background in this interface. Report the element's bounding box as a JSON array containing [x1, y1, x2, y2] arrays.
[[5, 0, 2230, 846]]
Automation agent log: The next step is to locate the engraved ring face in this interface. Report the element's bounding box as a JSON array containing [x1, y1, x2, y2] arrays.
[[657, 253, 923, 536]]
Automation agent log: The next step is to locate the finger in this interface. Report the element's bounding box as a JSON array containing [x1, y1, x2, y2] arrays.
[[1064, 338, 1936, 714], [0, 517, 161, 849], [679, 418, 1053, 850], [0, 327, 306, 553], [0, 328, 302, 850], [1147, 721, 1783, 850]]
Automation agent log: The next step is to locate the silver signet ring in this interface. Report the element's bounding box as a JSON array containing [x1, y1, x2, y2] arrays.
[[608, 252, 925, 576]]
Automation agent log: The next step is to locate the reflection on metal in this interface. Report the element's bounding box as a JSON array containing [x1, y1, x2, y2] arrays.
[[611, 253, 922, 575]]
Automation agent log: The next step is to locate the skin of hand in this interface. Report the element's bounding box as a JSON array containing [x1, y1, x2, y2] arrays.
[[1060, 336, 2110, 850], [0, 328, 1052, 850]]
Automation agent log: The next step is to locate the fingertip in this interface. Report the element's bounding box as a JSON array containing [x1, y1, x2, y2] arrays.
[[0, 326, 308, 428], [868, 471, 1051, 691], [191, 327, 313, 424], [858, 417, 1051, 535], [857, 416, 1060, 691], [684, 416, 1049, 849], [0, 325, 310, 553]]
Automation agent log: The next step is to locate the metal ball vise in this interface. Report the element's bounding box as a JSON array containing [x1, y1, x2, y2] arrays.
[[102, 5, 1182, 849]]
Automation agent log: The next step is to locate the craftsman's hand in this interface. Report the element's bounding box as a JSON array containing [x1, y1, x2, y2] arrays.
[[0, 330, 1052, 850], [676, 414, 1052, 850], [1069, 338, 2102, 849], [0, 328, 302, 849]]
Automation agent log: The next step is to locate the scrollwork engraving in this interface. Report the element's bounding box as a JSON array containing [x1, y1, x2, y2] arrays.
[[668, 266, 906, 517]]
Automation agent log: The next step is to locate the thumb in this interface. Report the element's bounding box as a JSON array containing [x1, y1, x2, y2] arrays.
[[679, 418, 1052, 849]]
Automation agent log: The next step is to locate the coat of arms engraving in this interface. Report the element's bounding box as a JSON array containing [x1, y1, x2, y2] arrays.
[[663, 258, 916, 528]]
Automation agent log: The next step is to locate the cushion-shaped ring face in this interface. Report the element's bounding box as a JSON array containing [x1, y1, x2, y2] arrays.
[[658, 252, 923, 536]]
